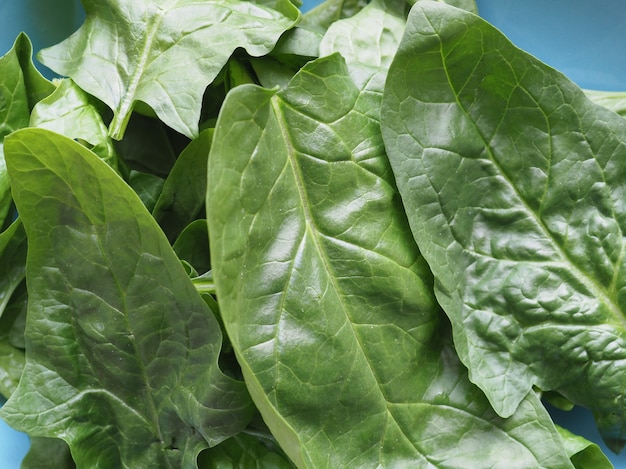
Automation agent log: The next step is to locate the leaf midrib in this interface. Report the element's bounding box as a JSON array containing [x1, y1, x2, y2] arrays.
[[109, 7, 164, 139], [270, 96, 414, 456]]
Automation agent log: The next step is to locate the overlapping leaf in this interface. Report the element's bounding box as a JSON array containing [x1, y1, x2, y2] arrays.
[[38, 0, 300, 140], [207, 52, 576, 468], [1, 129, 254, 468], [30, 79, 120, 171], [381, 1, 626, 451], [0, 33, 54, 227]]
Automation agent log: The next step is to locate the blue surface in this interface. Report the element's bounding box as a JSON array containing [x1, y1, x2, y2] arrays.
[[475, 0, 626, 91], [0, 0, 83, 78], [0, 401, 29, 468]]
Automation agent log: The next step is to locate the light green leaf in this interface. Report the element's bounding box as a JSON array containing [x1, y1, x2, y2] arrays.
[[319, 0, 406, 85], [30, 78, 120, 171], [1, 128, 254, 468], [415, 0, 477, 13], [301, 0, 368, 34], [127, 170, 166, 212], [39, 0, 300, 140], [556, 426, 613, 469], [381, 1, 626, 451], [208, 53, 574, 468], [585, 89, 626, 118]]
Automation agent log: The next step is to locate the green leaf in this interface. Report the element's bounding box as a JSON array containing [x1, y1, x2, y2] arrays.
[[30, 79, 120, 171], [301, 0, 368, 34], [381, 1, 626, 451], [173, 220, 211, 275], [153, 129, 212, 242], [198, 433, 295, 468], [0, 280, 26, 398], [556, 426, 613, 469], [208, 53, 574, 468], [127, 170, 166, 212], [39, 0, 300, 140], [114, 112, 182, 178], [21, 437, 76, 469], [0, 33, 54, 227], [0, 220, 27, 321], [0, 33, 54, 139], [319, 0, 406, 83], [585, 89, 626, 118], [11, 33, 56, 111], [415, 0, 477, 13], [1, 128, 254, 468]]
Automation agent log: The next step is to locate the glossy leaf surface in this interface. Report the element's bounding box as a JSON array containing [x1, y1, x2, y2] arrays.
[[39, 0, 300, 139], [30, 79, 120, 171], [207, 53, 574, 468], [0, 33, 53, 227], [1, 129, 254, 468], [381, 2, 626, 450]]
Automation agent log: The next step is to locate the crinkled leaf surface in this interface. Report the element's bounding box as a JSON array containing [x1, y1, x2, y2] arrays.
[[38, 0, 300, 140], [1, 128, 254, 468], [381, 1, 626, 451], [207, 53, 574, 468]]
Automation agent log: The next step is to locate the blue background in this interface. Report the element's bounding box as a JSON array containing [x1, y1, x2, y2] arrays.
[[1, 0, 626, 467]]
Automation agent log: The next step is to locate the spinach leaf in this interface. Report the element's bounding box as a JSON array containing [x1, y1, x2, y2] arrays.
[[21, 437, 76, 469], [0, 33, 54, 228], [207, 52, 575, 468], [1, 128, 254, 468], [30, 79, 120, 171], [586, 89, 626, 118], [556, 426, 614, 469], [38, 0, 300, 139], [152, 129, 212, 242], [381, 1, 626, 451]]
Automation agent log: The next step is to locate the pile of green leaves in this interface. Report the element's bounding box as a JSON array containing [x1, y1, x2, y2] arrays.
[[0, 0, 625, 467]]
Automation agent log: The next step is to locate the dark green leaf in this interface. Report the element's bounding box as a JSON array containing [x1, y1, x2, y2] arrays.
[[1, 128, 254, 468], [127, 170, 166, 212], [153, 129, 212, 242], [21, 437, 76, 469], [114, 112, 182, 178], [381, 2, 626, 450], [198, 433, 295, 468], [173, 220, 211, 275], [208, 53, 574, 468], [39, 0, 300, 139]]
